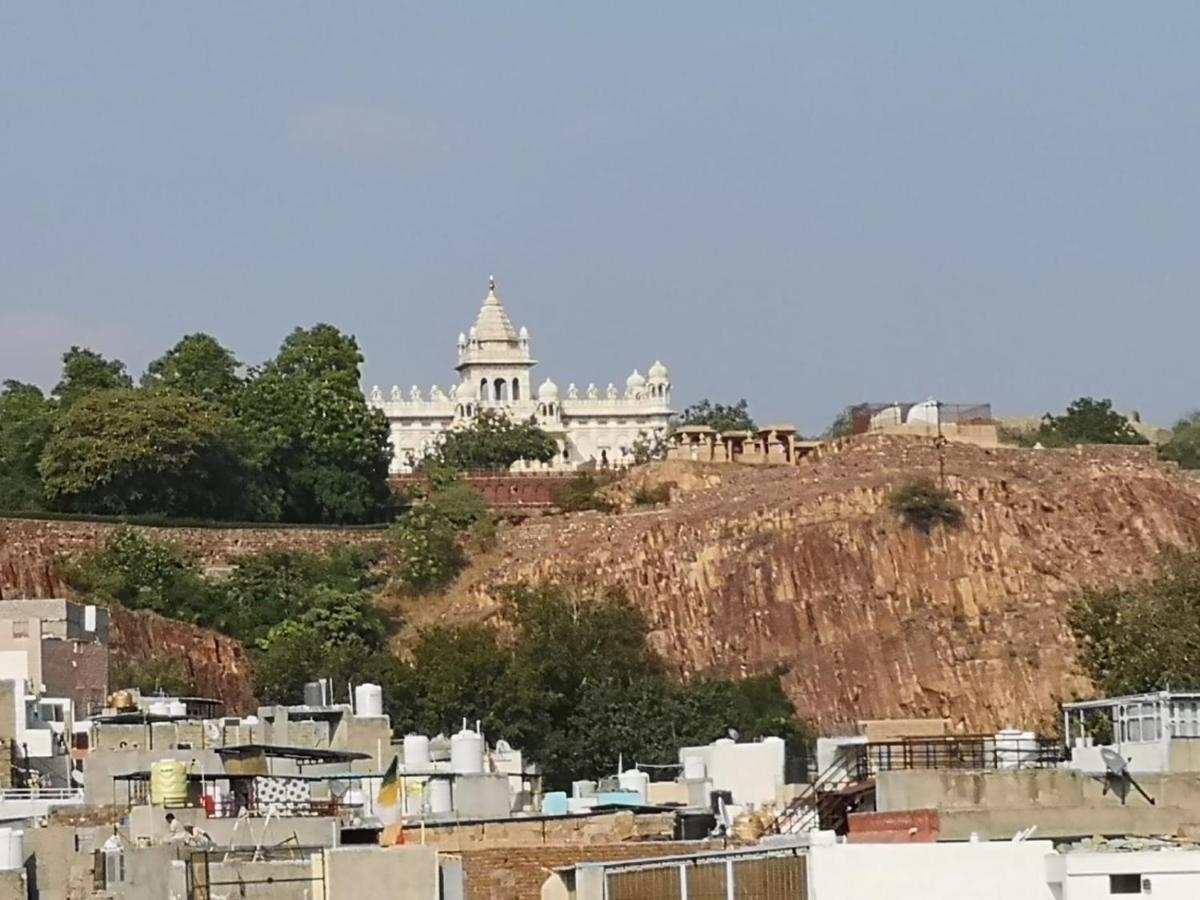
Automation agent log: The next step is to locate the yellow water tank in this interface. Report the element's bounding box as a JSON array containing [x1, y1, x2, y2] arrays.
[[149, 760, 188, 806]]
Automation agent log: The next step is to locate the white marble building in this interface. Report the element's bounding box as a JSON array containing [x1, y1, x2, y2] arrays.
[[369, 278, 673, 473]]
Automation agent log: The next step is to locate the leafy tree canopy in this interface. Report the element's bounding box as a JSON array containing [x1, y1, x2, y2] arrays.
[[428, 410, 557, 471], [0, 380, 53, 510], [1069, 551, 1200, 696], [1037, 397, 1148, 447], [822, 406, 856, 440], [143, 333, 242, 405], [677, 399, 755, 432], [1160, 412, 1200, 470], [238, 325, 393, 523], [38, 389, 262, 518], [53, 347, 133, 407]]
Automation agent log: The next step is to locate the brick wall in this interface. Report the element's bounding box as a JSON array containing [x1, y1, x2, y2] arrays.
[[404, 811, 676, 851], [459, 842, 716, 900], [391, 474, 574, 510], [40, 638, 108, 714], [847, 808, 940, 843]]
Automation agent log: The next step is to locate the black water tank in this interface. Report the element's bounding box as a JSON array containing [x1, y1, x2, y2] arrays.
[[674, 809, 717, 840], [709, 789, 733, 814]]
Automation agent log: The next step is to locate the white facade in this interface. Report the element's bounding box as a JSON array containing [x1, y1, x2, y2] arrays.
[[368, 278, 673, 473]]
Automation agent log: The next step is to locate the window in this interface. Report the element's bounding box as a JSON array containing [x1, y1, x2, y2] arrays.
[[1109, 873, 1141, 894]]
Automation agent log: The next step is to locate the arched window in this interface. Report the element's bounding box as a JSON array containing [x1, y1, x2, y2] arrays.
[[512, 378, 520, 401], [494, 378, 507, 402], [480, 379, 490, 402]]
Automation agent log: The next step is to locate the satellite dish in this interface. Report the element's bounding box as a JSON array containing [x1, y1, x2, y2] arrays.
[[1100, 747, 1128, 777], [1098, 747, 1155, 807]]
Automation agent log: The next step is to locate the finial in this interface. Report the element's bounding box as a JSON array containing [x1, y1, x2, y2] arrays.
[[488, 274, 496, 292]]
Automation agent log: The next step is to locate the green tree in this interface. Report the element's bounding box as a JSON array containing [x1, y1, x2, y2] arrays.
[[53, 347, 133, 407], [677, 399, 755, 432], [822, 406, 856, 440], [429, 410, 557, 471], [64, 527, 213, 619], [389, 508, 466, 595], [0, 381, 53, 509], [889, 478, 965, 535], [629, 429, 670, 465], [39, 389, 262, 518], [110, 653, 196, 696], [1160, 412, 1200, 470], [1036, 397, 1148, 447], [239, 325, 393, 523], [1068, 551, 1200, 695], [143, 333, 242, 406]]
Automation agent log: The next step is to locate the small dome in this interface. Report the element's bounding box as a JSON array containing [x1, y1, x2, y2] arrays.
[[519, 325, 529, 338], [626, 369, 646, 389], [468, 325, 477, 339], [648, 360, 669, 381], [538, 378, 559, 402], [457, 332, 467, 346]]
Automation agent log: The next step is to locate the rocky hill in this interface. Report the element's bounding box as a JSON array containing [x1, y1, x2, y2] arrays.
[[3, 436, 1199, 733], [420, 437, 1200, 733]]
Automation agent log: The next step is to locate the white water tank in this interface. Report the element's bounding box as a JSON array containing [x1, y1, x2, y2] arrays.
[[428, 777, 452, 815], [404, 734, 432, 770], [0, 829, 23, 871], [354, 683, 384, 718], [450, 727, 484, 774], [682, 755, 706, 781], [167, 700, 187, 718], [618, 769, 649, 803], [149, 701, 171, 717], [995, 729, 1038, 769]]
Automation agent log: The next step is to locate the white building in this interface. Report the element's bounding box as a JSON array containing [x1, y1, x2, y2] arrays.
[[368, 278, 673, 473]]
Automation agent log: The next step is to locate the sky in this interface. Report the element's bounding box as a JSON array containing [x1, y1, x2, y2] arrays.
[[2, 3, 1197, 434]]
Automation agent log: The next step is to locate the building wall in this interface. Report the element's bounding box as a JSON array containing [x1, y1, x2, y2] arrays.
[[807, 841, 1057, 900], [324, 846, 440, 900], [1061, 850, 1200, 900], [876, 768, 1200, 840], [391, 474, 573, 510], [40, 638, 107, 714], [405, 811, 676, 851], [463, 842, 710, 900]]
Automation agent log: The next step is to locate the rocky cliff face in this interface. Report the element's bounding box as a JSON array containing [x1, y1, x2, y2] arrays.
[[107, 607, 258, 714], [0, 519, 382, 713], [5, 437, 1200, 733], [434, 437, 1200, 733]]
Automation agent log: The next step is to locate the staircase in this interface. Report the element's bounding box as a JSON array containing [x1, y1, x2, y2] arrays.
[[771, 750, 874, 836]]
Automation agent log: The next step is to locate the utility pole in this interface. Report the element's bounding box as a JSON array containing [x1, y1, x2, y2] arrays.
[[935, 401, 947, 491]]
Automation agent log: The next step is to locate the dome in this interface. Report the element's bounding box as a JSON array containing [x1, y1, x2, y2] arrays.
[[538, 378, 559, 402], [626, 369, 646, 389], [648, 360, 669, 382]]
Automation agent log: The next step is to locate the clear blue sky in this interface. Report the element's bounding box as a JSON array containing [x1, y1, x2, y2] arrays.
[[2, 3, 1197, 433]]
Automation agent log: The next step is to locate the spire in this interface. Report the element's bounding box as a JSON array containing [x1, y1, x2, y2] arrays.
[[472, 275, 518, 342]]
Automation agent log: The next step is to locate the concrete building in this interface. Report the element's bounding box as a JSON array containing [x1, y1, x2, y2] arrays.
[[369, 278, 673, 472]]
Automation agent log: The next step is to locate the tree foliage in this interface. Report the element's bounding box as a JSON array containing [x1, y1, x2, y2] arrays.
[[1068, 551, 1200, 696], [822, 406, 856, 440], [143, 333, 242, 406], [429, 410, 557, 471], [387, 477, 494, 595], [39, 389, 261, 518], [1160, 412, 1200, 470], [889, 478, 964, 535], [677, 399, 755, 433], [0, 381, 53, 510], [1035, 397, 1149, 447], [237, 325, 393, 523], [53, 347, 133, 407]]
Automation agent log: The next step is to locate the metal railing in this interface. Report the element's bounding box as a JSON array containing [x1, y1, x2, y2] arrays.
[[860, 735, 1064, 776], [0, 787, 84, 802]]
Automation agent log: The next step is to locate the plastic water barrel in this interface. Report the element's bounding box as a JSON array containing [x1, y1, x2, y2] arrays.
[[428, 777, 453, 815], [450, 727, 484, 774], [354, 683, 384, 718], [682, 755, 706, 780], [150, 760, 188, 806], [618, 769, 650, 803], [404, 734, 432, 769]]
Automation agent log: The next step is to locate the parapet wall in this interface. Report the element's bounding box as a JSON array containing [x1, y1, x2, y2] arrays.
[[391, 473, 575, 510]]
